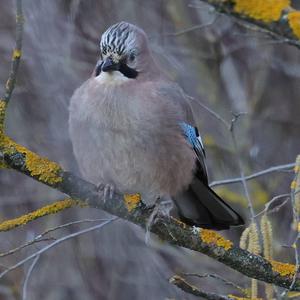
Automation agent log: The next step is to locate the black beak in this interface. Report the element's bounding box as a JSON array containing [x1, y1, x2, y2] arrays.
[[101, 57, 120, 72], [95, 61, 102, 76]]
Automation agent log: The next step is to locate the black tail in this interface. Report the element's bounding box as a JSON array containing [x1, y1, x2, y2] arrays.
[[173, 177, 244, 230]]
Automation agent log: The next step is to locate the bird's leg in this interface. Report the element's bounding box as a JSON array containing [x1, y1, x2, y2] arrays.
[[145, 201, 159, 245], [96, 182, 115, 203], [145, 196, 173, 245]]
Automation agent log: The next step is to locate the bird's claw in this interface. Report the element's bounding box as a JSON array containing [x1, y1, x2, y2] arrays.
[[145, 202, 161, 245], [96, 183, 115, 203]]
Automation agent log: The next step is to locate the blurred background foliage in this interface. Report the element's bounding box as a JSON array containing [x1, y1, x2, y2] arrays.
[[0, 0, 300, 299]]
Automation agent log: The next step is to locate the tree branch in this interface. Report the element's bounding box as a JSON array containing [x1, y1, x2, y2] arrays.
[[0, 138, 299, 290], [2, 0, 23, 104], [170, 275, 240, 300], [0, 198, 83, 232], [182, 273, 246, 295], [198, 0, 300, 50]]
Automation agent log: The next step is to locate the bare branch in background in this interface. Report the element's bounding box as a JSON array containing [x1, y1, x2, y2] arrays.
[[165, 15, 219, 36], [0, 218, 111, 258], [182, 272, 245, 295], [229, 113, 255, 221], [1, 0, 23, 104], [187, 95, 230, 128], [210, 163, 296, 187], [254, 194, 290, 218], [170, 275, 236, 300], [0, 218, 117, 279], [22, 254, 40, 300]]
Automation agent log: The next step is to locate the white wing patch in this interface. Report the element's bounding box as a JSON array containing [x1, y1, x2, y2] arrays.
[[197, 134, 205, 155]]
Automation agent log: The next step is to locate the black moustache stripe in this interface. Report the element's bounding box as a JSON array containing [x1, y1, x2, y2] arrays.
[[118, 64, 138, 79], [94, 62, 138, 79]]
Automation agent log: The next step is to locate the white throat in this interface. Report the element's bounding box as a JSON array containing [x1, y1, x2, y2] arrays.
[[95, 71, 131, 85]]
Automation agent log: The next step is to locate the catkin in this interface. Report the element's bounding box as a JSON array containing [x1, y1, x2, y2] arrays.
[[239, 222, 261, 299], [292, 155, 300, 230]]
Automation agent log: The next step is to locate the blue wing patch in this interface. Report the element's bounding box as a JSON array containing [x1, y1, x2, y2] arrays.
[[180, 122, 208, 184], [180, 122, 205, 158]]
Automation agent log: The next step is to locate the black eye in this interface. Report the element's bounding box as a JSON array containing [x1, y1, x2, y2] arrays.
[[129, 52, 136, 62]]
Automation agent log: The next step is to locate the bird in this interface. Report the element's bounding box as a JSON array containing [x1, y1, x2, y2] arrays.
[[69, 21, 244, 230]]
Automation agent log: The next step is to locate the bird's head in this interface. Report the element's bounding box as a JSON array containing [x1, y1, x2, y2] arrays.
[[95, 22, 153, 80]]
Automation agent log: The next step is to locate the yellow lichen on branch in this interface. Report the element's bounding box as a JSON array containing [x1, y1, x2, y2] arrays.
[[124, 193, 141, 212], [228, 295, 262, 300], [200, 229, 233, 250], [0, 198, 82, 232], [25, 149, 62, 185], [288, 12, 300, 39], [233, 0, 290, 22], [291, 155, 300, 230], [270, 260, 296, 277], [12, 49, 22, 59], [170, 216, 187, 229], [0, 136, 63, 185], [0, 100, 7, 134], [0, 100, 8, 168], [0, 155, 7, 169], [287, 291, 300, 298]]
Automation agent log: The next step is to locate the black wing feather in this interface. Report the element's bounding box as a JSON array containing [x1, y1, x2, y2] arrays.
[[175, 122, 244, 229]]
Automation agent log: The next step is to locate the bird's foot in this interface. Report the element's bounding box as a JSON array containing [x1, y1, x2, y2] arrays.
[[145, 204, 159, 245], [97, 183, 115, 203], [145, 201, 161, 245], [144, 197, 173, 245]]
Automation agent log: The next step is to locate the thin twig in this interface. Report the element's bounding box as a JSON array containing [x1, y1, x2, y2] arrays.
[[165, 15, 218, 36], [0, 218, 111, 258], [281, 170, 300, 297], [230, 113, 255, 221], [170, 275, 234, 300], [22, 254, 40, 300], [210, 163, 295, 187], [2, 0, 23, 103], [0, 218, 117, 279], [182, 273, 245, 295], [254, 194, 290, 218], [187, 95, 230, 128]]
